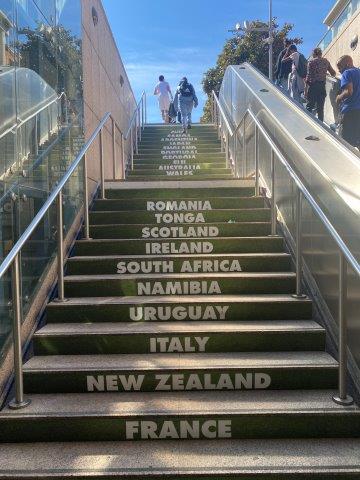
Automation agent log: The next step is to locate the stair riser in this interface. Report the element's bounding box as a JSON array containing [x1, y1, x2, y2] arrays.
[[127, 176, 235, 181], [1, 412, 358, 443], [46, 301, 313, 323], [89, 210, 271, 225], [74, 237, 284, 256], [64, 276, 296, 297], [136, 149, 223, 155], [34, 331, 325, 355], [93, 197, 265, 211], [133, 163, 227, 169], [66, 255, 291, 275], [88, 224, 272, 239], [104, 188, 256, 199], [23, 367, 338, 394], [128, 171, 233, 177], [134, 154, 226, 160]]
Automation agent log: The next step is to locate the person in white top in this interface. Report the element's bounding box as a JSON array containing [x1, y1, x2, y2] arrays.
[[282, 45, 305, 103], [154, 75, 173, 123]]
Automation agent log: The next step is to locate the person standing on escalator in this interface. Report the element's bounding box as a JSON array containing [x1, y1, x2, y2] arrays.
[[336, 55, 360, 149], [305, 48, 336, 122], [275, 39, 292, 91]]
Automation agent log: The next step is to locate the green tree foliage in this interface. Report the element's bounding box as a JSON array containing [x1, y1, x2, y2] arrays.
[[201, 21, 302, 122]]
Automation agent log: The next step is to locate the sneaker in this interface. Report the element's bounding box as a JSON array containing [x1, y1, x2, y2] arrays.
[[182, 128, 186, 134], [187, 124, 192, 129]]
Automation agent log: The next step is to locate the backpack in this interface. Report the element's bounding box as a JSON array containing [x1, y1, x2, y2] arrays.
[[179, 81, 194, 97], [296, 53, 308, 78]]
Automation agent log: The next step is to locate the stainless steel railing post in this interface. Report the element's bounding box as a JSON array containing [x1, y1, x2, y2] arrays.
[[269, 150, 278, 236], [83, 153, 90, 241], [135, 116, 139, 154], [255, 125, 259, 196], [121, 132, 125, 180], [112, 118, 116, 180], [144, 92, 147, 125], [226, 131, 230, 168], [292, 189, 307, 299], [333, 253, 354, 406], [141, 97, 145, 130], [130, 128, 134, 170], [99, 128, 105, 200], [56, 190, 65, 302], [242, 121, 246, 178], [8, 254, 31, 410], [138, 109, 142, 142]]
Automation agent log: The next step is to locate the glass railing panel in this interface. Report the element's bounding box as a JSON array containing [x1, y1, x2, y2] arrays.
[[20, 197, 57, 316]]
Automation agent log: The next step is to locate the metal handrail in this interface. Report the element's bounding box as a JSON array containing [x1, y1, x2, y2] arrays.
[[124, 91, 147, 172], [0, 112, 110, 282], [0, 92, 67, 142], [213, 100, 358, 406], [2, 112, 112, 410], [124, 91, 146, 140], [211, 91, 233, 136], [2, 89, 148, 409]]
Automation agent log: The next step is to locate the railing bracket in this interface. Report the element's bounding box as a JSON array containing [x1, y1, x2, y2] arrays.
[[332, 395, 354, 406], [8, 399, 31, 410]]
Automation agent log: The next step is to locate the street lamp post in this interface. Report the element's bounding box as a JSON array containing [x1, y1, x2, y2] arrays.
[[230, 0, 274, 81], [268, 0, 273, 80]]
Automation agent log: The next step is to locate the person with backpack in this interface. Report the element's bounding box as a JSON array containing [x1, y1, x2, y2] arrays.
[[173, 77, 198, 133], [282, 45, 307, 103], [305, 48, 336, 122], [154, 75, 173, 123]]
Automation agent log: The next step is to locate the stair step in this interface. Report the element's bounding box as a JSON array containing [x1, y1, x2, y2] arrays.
[[93, 196, 265, 210], [63, 272, 297, 297], [89, 208, 271, 225], [74, 236, 285, 256], [104, 180, 255, 198], [133, 162, 227, 169], [66, 253, 292, 275], [33, 320, 325, 355], [1, 438, 360, 478], [88, 222, 272, 239], [1, 390, 359, 443], [127, 175, 235, 181], [46, 294, 313, 323], [136, 148, 223, 154], [22, 351, 338, 394]]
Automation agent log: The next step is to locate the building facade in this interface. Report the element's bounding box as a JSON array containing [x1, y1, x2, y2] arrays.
[[319, 0, 360, 66]]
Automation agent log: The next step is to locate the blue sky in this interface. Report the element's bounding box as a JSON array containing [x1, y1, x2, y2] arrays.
[[102, 0, 335, 123]]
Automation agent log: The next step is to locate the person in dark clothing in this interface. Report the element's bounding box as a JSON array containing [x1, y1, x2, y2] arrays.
[[336, 55, 360, 148], [275, 39, 292, 90], [305, 48, 336, 122]]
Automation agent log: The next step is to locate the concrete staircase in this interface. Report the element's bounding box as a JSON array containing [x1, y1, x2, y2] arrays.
[[1, 124, 360, 478]]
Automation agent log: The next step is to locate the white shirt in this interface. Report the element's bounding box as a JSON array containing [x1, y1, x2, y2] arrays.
[[154, 81, 171, 97]]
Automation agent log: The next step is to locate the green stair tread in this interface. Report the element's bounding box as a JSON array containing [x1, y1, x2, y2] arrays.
[[0, 439, 360, 478], [0, 390, 355, 417], [47, 293, 311, 307], [23, 351, 337, 372], [35, 320, 324, 336], [64, 272, 295, 280]]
